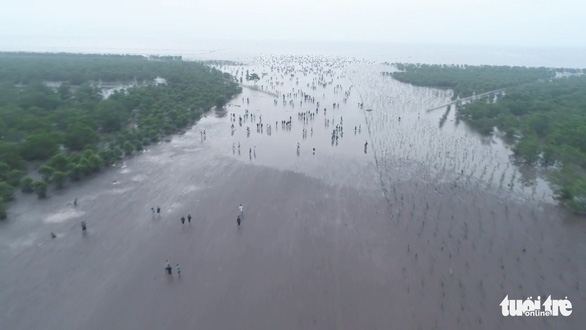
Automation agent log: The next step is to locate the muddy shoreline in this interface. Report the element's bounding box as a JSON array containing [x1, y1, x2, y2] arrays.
[[1, 56, 585, 330]]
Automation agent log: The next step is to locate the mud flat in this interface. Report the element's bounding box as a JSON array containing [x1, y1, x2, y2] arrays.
[[0, 55, 584, 330]]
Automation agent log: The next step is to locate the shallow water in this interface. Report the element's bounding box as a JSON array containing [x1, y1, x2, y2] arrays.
[[1, 50, 585, 330], [192, 55, 586, 329]]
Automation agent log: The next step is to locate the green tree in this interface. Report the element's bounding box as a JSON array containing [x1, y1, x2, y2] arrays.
[[68, 164, 83, 181], [123, 141, 134, 156], [21, 133, 61, 161], [21, 177, 34, 193], [88, 154, 103, 172], [64, 123, 99, 151], [94, 100, 128, 133], [134, 141, 143, 152], [99, 149, 116, 166], [111, 146, 123, 161], [48, 153, 70, 172], [0, 162, 9, 181], [79, 158, 93, 175], [17, 82, 61, 110], [58, 82, 72, 100], [247, 73, 260, 83], [34, 181, 48, 199], [38, 165, 54, 182], [53, 171, 66, 189], [0, 142, 24, 169], [0, 202, 6, 220], [74, 84, 102, 109], [215, 96, 227, 109], [6, 169, 23, 187], [51, 107, 95, 131], [0, 181, 15, 202], [514, 134, 541, 164]]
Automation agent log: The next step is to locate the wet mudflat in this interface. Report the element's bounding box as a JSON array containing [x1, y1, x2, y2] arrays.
[[1, 55, 585, 330]]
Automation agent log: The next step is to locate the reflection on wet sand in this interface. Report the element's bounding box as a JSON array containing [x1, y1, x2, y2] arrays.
[[0, 55, 584, 330]]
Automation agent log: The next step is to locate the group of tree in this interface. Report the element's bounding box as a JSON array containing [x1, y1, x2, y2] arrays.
[[458, 75, 586, 213], [0, 52, 241, 219], [389, 62, 586, 214], [389, 63, 582, 100], [246, 73, 260, 84]]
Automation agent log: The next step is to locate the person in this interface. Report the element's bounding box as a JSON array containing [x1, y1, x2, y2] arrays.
[[187, 214, 192, 223], [81, 221, 87, 232], [176, 264, 181, 276], [239, 204, 244, 215], [165, 260, 172, 275], [151, 207, 155, 214], [181, 217, 185, 224], [157, 206, 161, 214], [237, 215, 241, 226], [73, 198, 78, 206]]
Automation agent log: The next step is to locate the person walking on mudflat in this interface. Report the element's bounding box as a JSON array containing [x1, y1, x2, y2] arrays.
[[237, 215, 241, 226], [187, 214, 192, 223], [165, 260, 172, 275], [239, 204, 244, 216]]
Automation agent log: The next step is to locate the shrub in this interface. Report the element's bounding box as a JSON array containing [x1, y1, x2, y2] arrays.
[[21, 177, 34, 193], [38, 165, 54, 182], [0, 181, 15, 202], [53, 171, 66, 189], [34, 181, 48, 199], [6, 169, 23, 187], [0, 202, 6, 220]]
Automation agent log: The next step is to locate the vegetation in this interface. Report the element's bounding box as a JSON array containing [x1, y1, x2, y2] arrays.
[[21, 177, 33, 193], [246, 73, 260, 84], [391, 63, 586, 213], [0, 181, 15, 202], [0, 52, 241, 219], [0, 202, 6, 219], [389, 63, 582, 100], [34, 181, 47, 199]]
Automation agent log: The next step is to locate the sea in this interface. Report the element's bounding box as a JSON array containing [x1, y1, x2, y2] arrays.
[[1, 36, 586, 68]]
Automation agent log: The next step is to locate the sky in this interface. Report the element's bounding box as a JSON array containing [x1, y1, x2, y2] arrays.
[[0, 0, 584, 48]]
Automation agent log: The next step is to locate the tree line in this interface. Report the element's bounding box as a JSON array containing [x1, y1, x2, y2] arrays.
[[0, 52, 241, 219], [387, 63, 586, 214], [388, 63, 582, 100], [458, 76, 586, 213]]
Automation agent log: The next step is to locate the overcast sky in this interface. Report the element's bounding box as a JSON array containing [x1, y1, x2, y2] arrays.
[[1, 0, 583, 47]]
